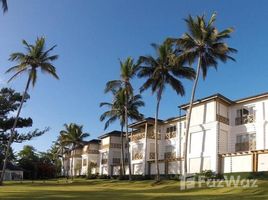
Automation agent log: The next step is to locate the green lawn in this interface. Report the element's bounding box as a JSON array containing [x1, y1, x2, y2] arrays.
[[0, 179, 268, 200]]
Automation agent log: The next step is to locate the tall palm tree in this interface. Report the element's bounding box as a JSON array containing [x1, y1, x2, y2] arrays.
[[55, 134, 69, 177], [60, 123, 89, 179], [1, 0, 7, 13], [104, 57, 139, 180], [138, 40, 195, 181], [100, 88, 144, 177], [0, 37, 59, 185], [172, 13, 237, 178]]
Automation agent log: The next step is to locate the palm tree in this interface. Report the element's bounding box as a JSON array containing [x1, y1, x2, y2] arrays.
[[60, 123, 89, 179], [104, 57, 139, 180], [1, 0, 7, 13], [172, 13, 237, 178], [0, 37, 59, 185], [55, 135, 69, 177], [100, 88, 144, 177], [138, 40, 195, 181]]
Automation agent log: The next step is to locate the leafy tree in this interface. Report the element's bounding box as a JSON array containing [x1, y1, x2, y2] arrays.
[[138, 40, 195, 181], [100, 88, 144, 176], [0, 37, 59, 185], [17, 145, 39, 179], [104, 57, 139, 180], [171, 13, 237, 178], [60, 123, 89, 179]]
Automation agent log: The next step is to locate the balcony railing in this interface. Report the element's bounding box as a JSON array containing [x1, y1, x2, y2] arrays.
[[110, 143, 121, 149], [165, 132, 176, 139], [216, 114, 230, 125], [235, 141, 256, 152], [87, 149, 99, 154], [164, 152, 176, 159], [100, 143, 121, 149], [100, 144, 109, 149], [147, 132, 161, 140], [132, 152, 143, 160], [235, 115, 255, 125], [131, 132, 145, 142]]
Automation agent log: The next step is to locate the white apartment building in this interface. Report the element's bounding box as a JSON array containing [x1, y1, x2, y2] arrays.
[[81, 139, 100, 175], [61, 92, 268, 176], [98, 131, 128, 176]]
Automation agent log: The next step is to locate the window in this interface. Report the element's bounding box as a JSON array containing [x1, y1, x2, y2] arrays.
[[82, 158, 87, 166], [166, 126, 177, 133], [102, 152, 108, 159]]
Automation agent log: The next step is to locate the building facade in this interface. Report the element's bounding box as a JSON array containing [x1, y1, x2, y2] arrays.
[[61, 92, 268, 176]]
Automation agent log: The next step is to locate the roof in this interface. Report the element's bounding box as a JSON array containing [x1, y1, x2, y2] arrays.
[[0, 162, 23, 171], [179, 92, 268, 110], [235, 92, 268, 104], [98, 130, 123, 139], [163, 115, 186, 123], [179, 93, 233, 110], [85, 139, 101, 144], [128, 117, 163, 128]]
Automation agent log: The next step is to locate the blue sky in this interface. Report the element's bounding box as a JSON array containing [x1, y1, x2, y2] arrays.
[[1, 0, 267, 153]]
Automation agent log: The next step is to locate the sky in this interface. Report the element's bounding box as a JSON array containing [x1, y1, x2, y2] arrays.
[[1, 0, 268, 153]]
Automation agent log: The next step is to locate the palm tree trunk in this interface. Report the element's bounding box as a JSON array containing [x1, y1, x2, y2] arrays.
[[0, 75, 31, 185], [124, 90, 132, 180], [154, 99, 160, 181], [120, 124, 125, 176], [183, 55, 201, 180]]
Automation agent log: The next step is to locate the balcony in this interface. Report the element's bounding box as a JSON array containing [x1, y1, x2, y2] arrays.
[[235, 141, 256, 152], [235, 115, 255, 125], [132, 152, 143, 160], [165, 132, 176, 139], [216, 114, 230, 125], [100, 143, 121, 149], [101, 159, 108, 164], [131, 132, 145, 142], [110, 143, 121, 149], [87, 149, 99, 154], [100, 144, 109, 149], [164, 152, 176, 159], [147, 132, 161, 140]]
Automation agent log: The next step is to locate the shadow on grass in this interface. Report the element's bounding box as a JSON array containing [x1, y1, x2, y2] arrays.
[[1, 180, 268, 200]]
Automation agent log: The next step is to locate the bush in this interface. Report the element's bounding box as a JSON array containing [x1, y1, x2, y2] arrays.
[[194, 170, 223, 181], [98, 174, 110, 179]]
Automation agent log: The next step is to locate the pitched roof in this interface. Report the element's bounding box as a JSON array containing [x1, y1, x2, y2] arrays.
[[98, 130, 123, 139], [128, 117, 163, 128], [179, 92, 268, 110], [179, 93, 233, 110]]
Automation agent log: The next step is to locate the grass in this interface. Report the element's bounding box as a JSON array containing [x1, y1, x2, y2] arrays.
[[0, 179, 268, 199]]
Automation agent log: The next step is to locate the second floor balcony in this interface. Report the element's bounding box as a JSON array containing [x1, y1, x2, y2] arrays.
[[235, 114, 255, 125], [132, 152, 143, 160], [165, 132, 176, 139], [164, 152, 176, 159], [235, 141, 256, 152]]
